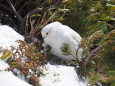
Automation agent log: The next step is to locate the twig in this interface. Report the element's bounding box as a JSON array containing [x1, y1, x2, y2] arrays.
[[14, 0, 23, 7], [6, 0, 22, 21], [6, 0, 25, 34], [36, 10, 58, 37], [26, 2, 46, 17], [28, 7, 44, 16], [82, 40, 115, 68], [81, 29, 115, 68], [18, 0, 32, 14], [0, 4, 12, 13], [41, 10, 58, 28], [25, 13, 29, 36]]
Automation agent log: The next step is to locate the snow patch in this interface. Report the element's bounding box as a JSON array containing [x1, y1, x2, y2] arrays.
[[0, 24, 87, 86], [0, 25, 24, 49], [0, 25, 32, 86], [0, 60, 9, 70], [0, 60, 32, 86], [0, 71, 32, 86], [39, 64, 86, 86]]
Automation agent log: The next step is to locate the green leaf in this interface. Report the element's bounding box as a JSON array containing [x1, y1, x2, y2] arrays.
[[60, 43, 73, 56], [108, 70, 115, 76], [102, 16, 115, 21], [53, 17, 64, 21], [111, 82, 115, 86], [107, 3, 115, 8], [58, 8, 69, 12], [46, 0, 52, 4], [89, 74, 100, 84], [29, 14, 41, 18], [0, 50, 11, 60]]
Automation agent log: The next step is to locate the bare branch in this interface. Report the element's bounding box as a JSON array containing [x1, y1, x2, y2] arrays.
[[0, 4, 12, 13], [28, 7, 44, 16], [6, 0, 22, 21], [82, 40, 115, 68], [14, 0, 23, 7], [6, 0, 26, 34], [26, 2, 46, 17], [18, 0, 32, 14], [81, 30, 115, 68]]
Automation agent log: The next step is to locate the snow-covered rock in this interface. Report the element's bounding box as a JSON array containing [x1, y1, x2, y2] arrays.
[[39, 64, 86, 86]]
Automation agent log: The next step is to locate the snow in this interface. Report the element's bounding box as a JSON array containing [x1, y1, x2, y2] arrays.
[[0, 24, 24, 49], [39, 64, 86, 86], [0, 24, 87, 86], [41, 22, 83, 61], [0, 60, 9, 70], [0, 71, 32, 86], [41, 22, 86, 86], [0, 25, 32, 86], [0, 60, 32, 86]]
